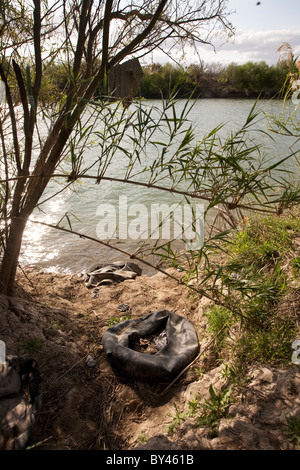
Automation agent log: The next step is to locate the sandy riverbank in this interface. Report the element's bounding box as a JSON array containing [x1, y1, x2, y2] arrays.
[[1, 264, 299, 451]]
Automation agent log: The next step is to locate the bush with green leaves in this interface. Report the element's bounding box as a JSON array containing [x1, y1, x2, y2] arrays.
[[204, 305, 234, 351], [168, 384, 234, 437], [284, 415, 300, 448]]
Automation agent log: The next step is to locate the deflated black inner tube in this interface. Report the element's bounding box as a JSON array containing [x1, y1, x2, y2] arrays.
[[102, 310, 200, 380]]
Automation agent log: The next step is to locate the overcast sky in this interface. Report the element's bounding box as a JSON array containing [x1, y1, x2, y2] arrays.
[[148, 0, 300, 67]]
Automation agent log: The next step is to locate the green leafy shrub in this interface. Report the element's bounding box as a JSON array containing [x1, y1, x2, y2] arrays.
[[105, 315, 131, 326], [204, 305, 234, 349]]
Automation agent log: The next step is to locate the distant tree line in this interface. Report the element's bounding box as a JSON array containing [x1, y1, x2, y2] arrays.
[[3, 58, 293, 106], [139, 61, 293, 99]]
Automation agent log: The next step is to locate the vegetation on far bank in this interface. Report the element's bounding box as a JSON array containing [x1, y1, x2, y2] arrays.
[[3, 59, 295, 106], [139, 60, 293, 99]]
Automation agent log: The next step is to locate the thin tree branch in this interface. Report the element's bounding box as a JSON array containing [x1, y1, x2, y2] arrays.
[[32, 0, 42, 106], [101, 0, 113, 79], [0, 63, 21, 174], [0, 114, 9, 240], [12, 60, 33, 179], [73, 0, 90, 79], [12, 60, 30, 125], [0, 172, 279, 214]]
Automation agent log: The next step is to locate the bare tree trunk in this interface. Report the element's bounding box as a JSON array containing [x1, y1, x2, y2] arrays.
[[0, 215, 28, 295]]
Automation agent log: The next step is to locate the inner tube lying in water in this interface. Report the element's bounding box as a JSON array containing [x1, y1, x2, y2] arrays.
[[102, 310, 200, 381]]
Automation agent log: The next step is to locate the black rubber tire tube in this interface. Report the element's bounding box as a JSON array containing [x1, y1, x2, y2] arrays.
[[102, 310, 200, 380]]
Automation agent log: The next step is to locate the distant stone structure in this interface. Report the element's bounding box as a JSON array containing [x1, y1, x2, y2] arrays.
[[108, 58, 143, 106]]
